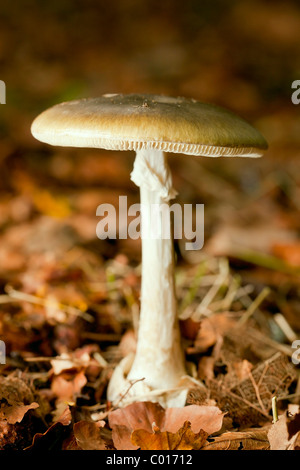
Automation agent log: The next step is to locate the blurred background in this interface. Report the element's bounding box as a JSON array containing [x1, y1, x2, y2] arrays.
[[0, 0, 300, 358]]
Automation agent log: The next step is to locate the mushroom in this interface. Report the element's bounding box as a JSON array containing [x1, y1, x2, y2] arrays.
[[31, 93, 268, 407]]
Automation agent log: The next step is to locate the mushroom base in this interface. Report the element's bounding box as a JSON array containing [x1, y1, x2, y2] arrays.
[[107, 352, 199, 408]]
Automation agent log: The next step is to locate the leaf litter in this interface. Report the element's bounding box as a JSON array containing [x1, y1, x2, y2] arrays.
[[0, 230, 299, 449], [0, 1, 300, 451]]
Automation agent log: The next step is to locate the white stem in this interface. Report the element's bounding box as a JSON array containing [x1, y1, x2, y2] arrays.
[[127, 148, 186, 390]]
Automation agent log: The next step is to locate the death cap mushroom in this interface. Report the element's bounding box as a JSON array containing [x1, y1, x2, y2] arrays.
[[31, 93, 268, 157], [31, 93, 268, 407]]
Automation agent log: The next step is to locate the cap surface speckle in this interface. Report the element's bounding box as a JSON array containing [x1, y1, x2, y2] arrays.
[[31, 93, 268, 157]]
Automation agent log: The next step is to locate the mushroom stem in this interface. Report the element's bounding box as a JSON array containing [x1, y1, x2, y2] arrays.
[[127, 148, 186, 389]]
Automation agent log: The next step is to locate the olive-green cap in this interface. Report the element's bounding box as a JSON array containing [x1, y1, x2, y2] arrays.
[[31, 93, 268, 157]]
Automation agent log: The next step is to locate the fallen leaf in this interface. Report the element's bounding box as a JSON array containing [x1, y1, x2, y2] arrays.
[[54, 405, 73, 426], [287, 410, 300, 441], [210, 352, 297, 427], [163, 404, 224, 435], [73, 420, 113, 450], [0, 374, 36, 405], [0, 375, 39, 424], [24, 406, 72, 451], [0, 374, 44, 449], [180, 317, 201, 340], [268, 411, 300, 450], [131, 421, 208, 450], [202, 428, 270, 450], [197, 357, 215, 382], [0, 402, 39, 424], [193, 318, 218, 353], [109, 401, 166, 450], [108, 401, 224, 450], [61, 433, 82, 450], [25, 422, 70, 451], [50, 351, 91, 375], [51, 370, 87, 402]]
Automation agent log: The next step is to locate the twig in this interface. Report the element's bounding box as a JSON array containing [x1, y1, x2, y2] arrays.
[[216, 274, 241, 312], [114, 377, 146, 408], [248, 368, 267, 414], [246, 329, 293, 357], [273, 313, 298, 343], [208, 274, 242, 312], [257, 362, 269, 390], [191, 258, 229, 320], [238, 287, 271, 325], [80, 403, 108, 411], [277, 392, 300, 401], [272, 396, 278, 423]]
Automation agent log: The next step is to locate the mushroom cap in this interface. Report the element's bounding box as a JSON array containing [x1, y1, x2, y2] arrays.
[[31, 93, 268, 157]]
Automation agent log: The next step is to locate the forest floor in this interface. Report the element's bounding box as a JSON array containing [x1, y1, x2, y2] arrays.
[[0, 0, 300, 450]]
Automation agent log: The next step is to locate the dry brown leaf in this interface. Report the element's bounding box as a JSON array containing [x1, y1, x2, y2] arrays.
[[54, 405, 73, 426], [0, 374, 46, 449], [163, 404, 224, 435], [293, 433, 300, 450], [180, 317, 201, 341], [50, 345, 102, 375], [51, 370, 87, 402], [61, 433, 82, 450], [108, 401, 166, 450], [108, 401, 224, 450], [233, 360, 254, 382], [24, 407, 72, 451], [193, 318, 218, 353], [131, 421, 208, 450], [268, 411, 300, 450], [25, 422, 70, 451], [0, 402, 39, 424], [73, 420, 112, 450], [0, 374, 36, 405], [201, 428, 270, 450], [0, 374, 40, 424], [186, 386, 213, 407], [198, 356, 215, 382], [51, 402, 72, 423], [50, 354, 85, 375], [210, 352, 297, 427]]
